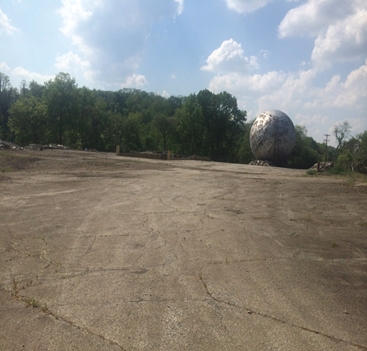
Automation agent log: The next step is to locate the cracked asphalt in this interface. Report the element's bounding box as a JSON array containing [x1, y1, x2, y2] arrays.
[[1, 149, 367, 350]]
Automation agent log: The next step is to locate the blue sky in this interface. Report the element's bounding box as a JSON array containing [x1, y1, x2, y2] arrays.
[[1, 0, 366, 146]]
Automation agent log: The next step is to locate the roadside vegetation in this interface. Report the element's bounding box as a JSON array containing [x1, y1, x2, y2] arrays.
[[1, 72, 366, 172]]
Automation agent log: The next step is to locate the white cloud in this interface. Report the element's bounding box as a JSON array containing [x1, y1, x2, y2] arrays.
[[121, 74, 148, 89], [201, 39, 258, 74], [55, 51, 96, 82], [55, 51, 90, 71], [310, 59, 367, 109], [13, 66, 53, 84], [174, 0, 184, 15], [206, 58, 367, 145], [224, 0, 273, 14], [0, 8, 18, 35], [58, 0, 99, 56], [160, 90, 170, 98], [220, 69, 318, 116], [58, 0, 184, 85], [208, 71, 287, 94], [278, 0, 367, 67], [260, 50, 269, 59], [311, 9, 367, 67], [278, 0, 355, 38], [0, 62, 53, 88], [0, 62, 11, 72]]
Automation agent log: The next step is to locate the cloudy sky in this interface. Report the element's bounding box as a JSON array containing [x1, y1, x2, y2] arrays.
[[1, 0, 366, 145]]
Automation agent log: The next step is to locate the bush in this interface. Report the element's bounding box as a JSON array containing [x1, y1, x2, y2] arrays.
[[306, 169, 318, 176], [328, 164, 351, 175]]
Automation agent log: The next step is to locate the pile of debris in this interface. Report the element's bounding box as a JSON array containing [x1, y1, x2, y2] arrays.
[[26, 144, 44, 150], [249, 160, 275, 167], [25, 144, 70, 151], [44, 144, 70, 150], [309, 161, 334, 172], [0, 140, 23, 150], [1, 140, 70, 151]]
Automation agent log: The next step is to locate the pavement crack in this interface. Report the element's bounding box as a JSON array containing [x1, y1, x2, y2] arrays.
[[40, 237, 52, 265], [207, 257, 287, 265], [158, 196, 179, 212], [85, 235, 97, 254], [53, 297, 207, 307], [9, 280, 127, 351], [199, 275, 238, 308], [58, 267, 142, 279], [198, 274, 367, 350]]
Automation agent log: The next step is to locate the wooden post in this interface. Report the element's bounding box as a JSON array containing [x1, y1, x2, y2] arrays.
[[167, 150, 171, 160], [116, 145, 120, 155]]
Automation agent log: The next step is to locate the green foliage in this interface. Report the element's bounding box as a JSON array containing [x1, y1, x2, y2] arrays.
[[153, 113, 172, 151], [287, 125, 323, 169], [306, 169, 318, 176], [1, 72, 245, 160], [44, 72, 79, 145], [333, 121, 351, 150], [334, 131, 367, 174], [175, 94, 205, 156], [328, 164, 350, 175], [237, 123, 254, 164], [196, 89, 246, 161], [0, 72, 17, 140], [8, 96, 48, 145]]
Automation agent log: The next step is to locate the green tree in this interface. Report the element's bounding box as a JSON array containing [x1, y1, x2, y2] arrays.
[[356, 131, 367, 173], [176, 94, 205, 156], [8, 96, 48, 145], [166, 96, 183, 116], [76, 87, 97, 149], [104, 110, 125, 151], [44, 73, 78, 144], [336, 131, 367, 173], [0, 72, 18, 139], [87, 97, 108, 150], [197, 89, 246, 161], [153, 113, 172, 151], [19, 80, 27, 97], [28, 80, 45, 98], [237, 122, 254, 164], [120, 113, 142, 152], [287, 125, 322, 169], [333, 121, 351, 150]]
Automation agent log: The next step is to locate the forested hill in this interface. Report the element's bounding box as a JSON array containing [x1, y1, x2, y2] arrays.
[[2, 71, 357, 170]]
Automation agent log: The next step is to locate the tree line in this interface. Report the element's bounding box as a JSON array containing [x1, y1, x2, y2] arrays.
[[1, 72, 248, 163], [0, 71, 365, 171]]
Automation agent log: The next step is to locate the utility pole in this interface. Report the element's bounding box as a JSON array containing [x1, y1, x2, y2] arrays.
[[324, 134, 330, 162]]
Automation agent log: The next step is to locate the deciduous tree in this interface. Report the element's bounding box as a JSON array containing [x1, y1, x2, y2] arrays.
[[333, 121, 351, 149], [44, 72, 78, 144], [8, 96, 48, 145]]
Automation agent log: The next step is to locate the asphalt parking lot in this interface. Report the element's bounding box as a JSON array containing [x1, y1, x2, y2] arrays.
[[1, 150, 366, 350]]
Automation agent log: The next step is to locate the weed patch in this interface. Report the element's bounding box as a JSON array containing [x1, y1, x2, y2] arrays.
[[24, 297, 40, 308], [306, 169, 318, 176]]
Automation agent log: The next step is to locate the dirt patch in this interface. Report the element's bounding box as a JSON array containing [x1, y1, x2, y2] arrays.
[[0, 150, 40, 173]]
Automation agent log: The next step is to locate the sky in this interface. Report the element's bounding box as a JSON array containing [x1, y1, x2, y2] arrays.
[[1, 0, 367, 146]]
